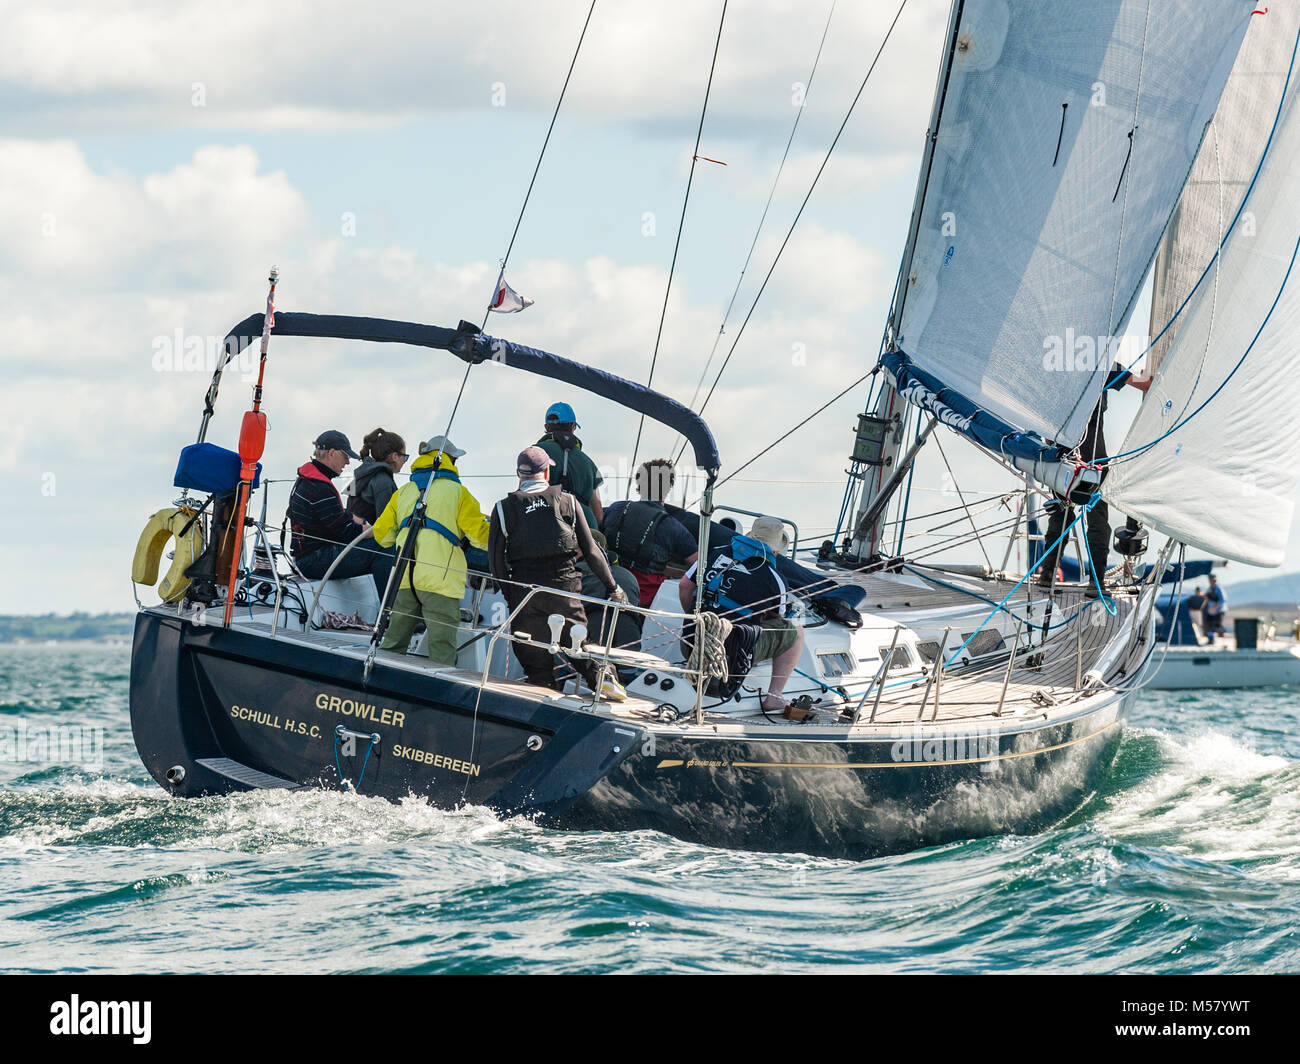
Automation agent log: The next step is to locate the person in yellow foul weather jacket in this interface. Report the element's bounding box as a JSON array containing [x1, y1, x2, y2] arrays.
[[373, 435, 490, 664]]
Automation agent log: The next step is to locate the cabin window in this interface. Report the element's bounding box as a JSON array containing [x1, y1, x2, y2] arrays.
[[961, 630, 1006, 657], [914, 641, 940, 664], [816, 651, 857, 677]]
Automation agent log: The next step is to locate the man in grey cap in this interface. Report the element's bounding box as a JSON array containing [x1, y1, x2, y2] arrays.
[[489, 445, 627, 697], [288, 430, 395, 598]]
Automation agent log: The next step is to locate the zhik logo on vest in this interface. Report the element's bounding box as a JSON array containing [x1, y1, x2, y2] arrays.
[[50, 995, 152, 1044], [523, 497, 550, 514]]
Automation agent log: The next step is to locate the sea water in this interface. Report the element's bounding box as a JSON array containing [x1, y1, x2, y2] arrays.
[[0, 643, 1296, 974]]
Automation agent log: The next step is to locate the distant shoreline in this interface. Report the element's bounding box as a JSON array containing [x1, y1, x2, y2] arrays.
[[0, 613, 135, 644]]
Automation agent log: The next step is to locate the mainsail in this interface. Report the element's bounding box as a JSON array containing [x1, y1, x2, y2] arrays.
[[1104, 13, 1300, 567], [887, 0, 1254, 453]]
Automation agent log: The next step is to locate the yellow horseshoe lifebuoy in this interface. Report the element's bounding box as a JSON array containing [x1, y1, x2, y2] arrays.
[[132, 507, 205, 603]]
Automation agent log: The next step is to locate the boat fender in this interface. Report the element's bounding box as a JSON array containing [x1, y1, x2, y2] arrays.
[[132, 506, 205, 603]]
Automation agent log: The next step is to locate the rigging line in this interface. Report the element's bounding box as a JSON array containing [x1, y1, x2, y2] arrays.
[[673, 0, 840, 461], [930, 427, 993, 570], [1100, 17, 1300, 394], [435, 2, 600, 491], [479, 0, 598, 333], [1101, 225, 1300, 466], [690, 370, 873, 503], [688, 0, 912, 429], [893, 406, 922, 556], [627, 0, 729, 492], [1053, 0, 1152, 446]]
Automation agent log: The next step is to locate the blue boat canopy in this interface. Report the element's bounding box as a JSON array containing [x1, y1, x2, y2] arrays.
[[220, 312, 721, 473], [881, 350, 1065, 464]]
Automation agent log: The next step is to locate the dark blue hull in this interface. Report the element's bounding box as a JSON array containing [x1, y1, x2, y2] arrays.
[[130, 610, 1130, 859], [556, 701, 1128, 858], [129, 611, 644, 819]]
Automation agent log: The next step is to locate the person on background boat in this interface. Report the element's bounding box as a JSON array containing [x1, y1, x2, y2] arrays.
[[538, 402, 604, 529], [489, 445, 628, 698], [1186, 586, 1206, 638], [679, 516, 805, 714], [347, 427, 408, 525], [1203, 573, 1227, 641], [601, 458, 698, 607], [289, 430, 395, 598], [1038, 362, 1150, 594], [373, 435, 489, 665]]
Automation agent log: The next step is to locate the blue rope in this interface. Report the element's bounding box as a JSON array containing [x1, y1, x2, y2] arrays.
[[357, 736, 378, 788], [1100, 228, 1300, 464], [332, 726, 381, 791], [942, 495, 1100, 668]]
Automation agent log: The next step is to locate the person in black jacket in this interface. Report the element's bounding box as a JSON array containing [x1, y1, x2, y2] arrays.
[[288, 430, 394, 599]]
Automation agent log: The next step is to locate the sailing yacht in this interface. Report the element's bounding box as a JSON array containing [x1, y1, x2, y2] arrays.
[[128, 0, 1300, 859]]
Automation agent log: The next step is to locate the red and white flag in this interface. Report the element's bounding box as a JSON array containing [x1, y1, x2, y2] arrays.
[[488, 270, 534, 314]]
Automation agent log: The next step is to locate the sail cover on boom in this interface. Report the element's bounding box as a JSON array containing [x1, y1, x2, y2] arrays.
[[218, 312, 721, 472], [889, 0, 1254, 453], [1104, 15, 1300, 567]]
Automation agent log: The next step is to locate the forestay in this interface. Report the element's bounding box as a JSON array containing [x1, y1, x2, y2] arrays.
[[1104, 22, 1300, 567], [893, 0, 1253, 450]]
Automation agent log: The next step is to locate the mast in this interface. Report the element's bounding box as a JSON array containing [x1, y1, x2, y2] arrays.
[[847, 0, 966, 560]]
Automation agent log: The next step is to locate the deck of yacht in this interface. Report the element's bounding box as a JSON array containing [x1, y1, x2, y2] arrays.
[[209, 567, 1149, 734]]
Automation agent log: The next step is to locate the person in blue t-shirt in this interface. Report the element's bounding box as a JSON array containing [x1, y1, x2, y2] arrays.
[[602, 459, 698, 607]]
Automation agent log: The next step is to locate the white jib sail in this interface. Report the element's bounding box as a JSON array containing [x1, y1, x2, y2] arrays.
[[1144, 4, 1300, 380], [1105, 19, 1300, 567], [895, 0, 1253, 449]]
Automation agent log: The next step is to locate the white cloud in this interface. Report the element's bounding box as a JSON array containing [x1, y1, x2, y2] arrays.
[[0, 140, 307, 289], [0, 0, 950, 145]]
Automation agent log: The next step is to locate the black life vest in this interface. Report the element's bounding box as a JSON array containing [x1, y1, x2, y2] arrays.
[[607, 501, 669, 574], [497, 486, 579, 564]]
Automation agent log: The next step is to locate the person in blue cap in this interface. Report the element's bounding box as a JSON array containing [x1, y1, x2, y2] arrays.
[[537, 402, 604, 530]]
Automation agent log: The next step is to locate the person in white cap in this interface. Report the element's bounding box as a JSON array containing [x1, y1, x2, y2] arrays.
[[489, 445, 628, 698], [373, 434, 490, 664], [679, 516, 804, 713]]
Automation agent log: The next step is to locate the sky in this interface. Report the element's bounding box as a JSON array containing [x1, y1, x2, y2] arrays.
[[1, 0, 1296, 614]]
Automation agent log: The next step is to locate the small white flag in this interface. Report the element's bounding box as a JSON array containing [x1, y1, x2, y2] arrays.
[[488, 270, 534, 314]]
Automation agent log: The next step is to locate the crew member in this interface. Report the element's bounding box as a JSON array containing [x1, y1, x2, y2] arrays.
[[373, 435, 489, 665], [1039, 363, 1150, 594], [347, 427, 408, 524], [289, 430, 394, 599], [489, 445, 628, 697], [537, 402, 604, 529], [602, 458, 698, 607], [679, 516, 804, 714], [1203, 573, 1227, 641]]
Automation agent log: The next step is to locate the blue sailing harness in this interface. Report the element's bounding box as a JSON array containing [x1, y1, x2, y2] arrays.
[[398, 468, 463, 548]]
